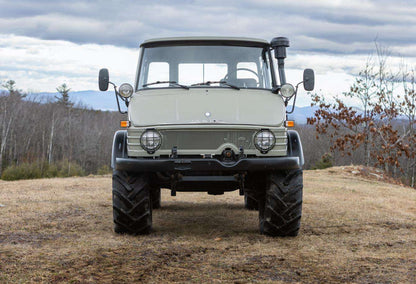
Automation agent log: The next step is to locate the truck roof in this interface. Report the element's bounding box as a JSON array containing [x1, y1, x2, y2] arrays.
[[140, 37, 270, 48]]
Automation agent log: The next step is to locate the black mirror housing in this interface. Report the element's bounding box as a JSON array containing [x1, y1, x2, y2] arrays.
[[303, 69, 314, 91], [98, 68, 109, 91]]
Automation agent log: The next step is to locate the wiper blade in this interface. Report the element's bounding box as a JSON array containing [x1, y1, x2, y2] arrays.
[[142, 81, 189, 90], [191, 80, 240, 90]]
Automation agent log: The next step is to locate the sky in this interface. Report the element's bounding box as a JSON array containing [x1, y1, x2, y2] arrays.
[[1, 0, 416, 106]]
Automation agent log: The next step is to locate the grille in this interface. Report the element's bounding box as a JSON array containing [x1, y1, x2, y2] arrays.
[[159, 129, 255, 150], [127, 127, 287, 156]]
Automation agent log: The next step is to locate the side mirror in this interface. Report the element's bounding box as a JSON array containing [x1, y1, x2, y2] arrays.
[[303, 69, 314, 91], [98, 68, 109, 91]]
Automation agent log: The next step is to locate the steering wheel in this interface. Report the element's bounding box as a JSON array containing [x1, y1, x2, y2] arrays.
[[223, 68, 260, 85]]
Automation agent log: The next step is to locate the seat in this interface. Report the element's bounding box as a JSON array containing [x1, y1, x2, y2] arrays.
[[236, 78, 257, 88]]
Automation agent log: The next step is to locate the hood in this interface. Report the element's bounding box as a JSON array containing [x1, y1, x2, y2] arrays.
[[129, 88, 286, 126]]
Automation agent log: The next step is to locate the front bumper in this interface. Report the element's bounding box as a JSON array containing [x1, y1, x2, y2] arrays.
[[115, 156, 301, 173]]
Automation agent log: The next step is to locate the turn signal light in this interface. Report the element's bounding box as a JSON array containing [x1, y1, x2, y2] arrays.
[[120, 121, 129, 128], [285, 121, 295, 127]]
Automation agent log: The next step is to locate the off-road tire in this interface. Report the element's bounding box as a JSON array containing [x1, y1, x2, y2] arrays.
[[151, 187, 161, 209], [259, 169, 303, 237], [244, 191, 259, 210], [112, 170, 152, 234]]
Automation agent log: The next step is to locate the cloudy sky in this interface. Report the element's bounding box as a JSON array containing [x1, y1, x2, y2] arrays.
[[1, 0, 416, 105]]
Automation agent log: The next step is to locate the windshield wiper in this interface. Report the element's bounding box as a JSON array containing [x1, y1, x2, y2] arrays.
[[142, 81, 189, 90], [191, 80, 240, 90]]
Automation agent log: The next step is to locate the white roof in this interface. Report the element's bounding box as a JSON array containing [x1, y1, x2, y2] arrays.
[[141, 36, 270, 47]]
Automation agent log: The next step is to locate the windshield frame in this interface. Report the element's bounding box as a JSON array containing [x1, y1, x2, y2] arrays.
[[135, 41, 277, 92]]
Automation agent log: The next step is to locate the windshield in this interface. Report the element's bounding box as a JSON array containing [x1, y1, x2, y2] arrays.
[[137, 45, 274, 90]]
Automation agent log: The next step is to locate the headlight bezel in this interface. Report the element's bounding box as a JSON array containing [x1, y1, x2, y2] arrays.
[[119, 83, 134, 98], [140, 129, 162, 154], [254, 130, 276, 153], [280, 83, 295, 98]]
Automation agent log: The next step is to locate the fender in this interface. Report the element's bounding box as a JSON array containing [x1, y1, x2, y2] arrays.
[[287, 130, 304, 168], [111, 130, 128, 169]]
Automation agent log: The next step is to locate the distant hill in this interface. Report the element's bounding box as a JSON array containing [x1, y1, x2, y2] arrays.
[[288, 105, 319, 124], [29, 90, 316, 123], [28, 90, 120, 111]]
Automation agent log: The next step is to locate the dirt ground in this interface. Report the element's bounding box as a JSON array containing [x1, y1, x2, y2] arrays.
[[0, 167, 415, 283]]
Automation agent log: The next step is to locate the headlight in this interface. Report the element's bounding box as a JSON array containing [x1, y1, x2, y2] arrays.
[[254, 130, 276, 153], [140, 130, 162, 153], [280, 83, 295, 98], [119, 83, 134, 98]]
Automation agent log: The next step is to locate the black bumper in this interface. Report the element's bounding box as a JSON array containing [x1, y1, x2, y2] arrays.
[[115, 156, 301, 173]]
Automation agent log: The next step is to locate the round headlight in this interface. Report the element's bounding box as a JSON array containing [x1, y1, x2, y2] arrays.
[[119, 83, 133, 98], [140, 130, 162, 153], [254, 130, 276, 153], [280, 83, 295, 98]]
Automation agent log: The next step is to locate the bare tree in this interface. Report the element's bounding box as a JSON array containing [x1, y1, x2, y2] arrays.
[[343, 57, 377, 166], [400, 68, 416, 186], [0, 84, 24, 175]]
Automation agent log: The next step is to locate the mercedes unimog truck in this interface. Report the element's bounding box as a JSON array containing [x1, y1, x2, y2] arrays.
[[98, 36, 314, 236]]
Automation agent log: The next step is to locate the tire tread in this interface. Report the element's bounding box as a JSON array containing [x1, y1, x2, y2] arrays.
[[112, 170, 152, 235], [260, 169, 303, 237]]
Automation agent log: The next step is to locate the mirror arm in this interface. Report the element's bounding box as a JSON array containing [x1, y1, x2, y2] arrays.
[[286, 84, 300, 114], [110, 82, 128, 114]]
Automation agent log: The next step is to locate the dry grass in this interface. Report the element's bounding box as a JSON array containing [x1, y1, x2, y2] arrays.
[[0, 167, 415, 283]]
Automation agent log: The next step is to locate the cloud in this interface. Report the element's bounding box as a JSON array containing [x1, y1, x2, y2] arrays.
[[2, 0, 416, 98], [0, 0, 416, 57], [2, 33, 415, 95], [0, 34, 137, 92]]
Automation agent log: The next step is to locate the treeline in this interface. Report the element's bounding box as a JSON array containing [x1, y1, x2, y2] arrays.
[[0, 81, 125, 179], [1, 42, 415, 187]]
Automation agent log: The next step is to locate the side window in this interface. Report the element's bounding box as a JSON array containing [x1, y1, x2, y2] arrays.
[[236, 62, 259, 88], [146, 62, 169, 87]]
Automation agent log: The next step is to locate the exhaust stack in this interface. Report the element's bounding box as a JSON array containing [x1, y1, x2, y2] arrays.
[[271, 37, 289, 85]]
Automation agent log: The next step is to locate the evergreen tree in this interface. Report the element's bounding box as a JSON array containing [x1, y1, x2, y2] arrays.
[[2, 80, 26, 98], [55, 83, 73, 108]]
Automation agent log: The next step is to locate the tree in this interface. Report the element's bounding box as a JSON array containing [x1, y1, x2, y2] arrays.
[[0, 80, 25, 175], [399, 68, 416, 186], [55, 83, 73, 108], [345, 59, 377, 166], [308, 44, 415, 181], [2, 80, 26, 99], [0, 79, 126, 179]]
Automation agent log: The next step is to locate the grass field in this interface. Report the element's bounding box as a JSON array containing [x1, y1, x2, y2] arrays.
[[0, 167, 415, 283]]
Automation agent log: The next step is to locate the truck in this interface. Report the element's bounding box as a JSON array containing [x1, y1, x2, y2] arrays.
[[98, 36, 314, 237]]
